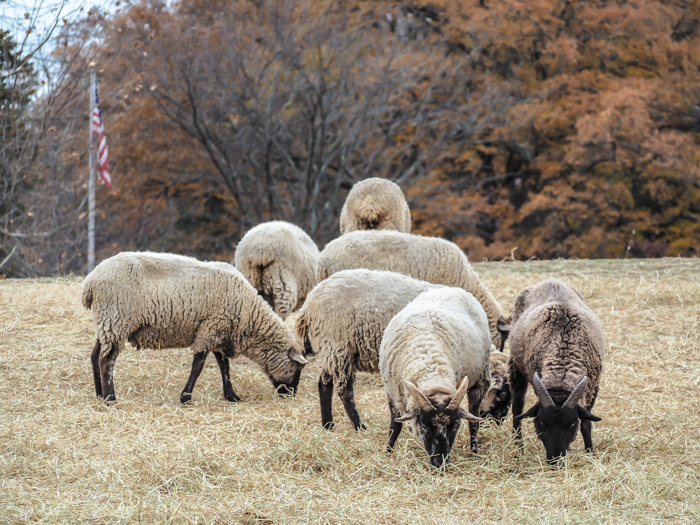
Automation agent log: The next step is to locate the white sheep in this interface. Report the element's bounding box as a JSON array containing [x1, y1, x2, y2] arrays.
[[379, 288, 490, 467], [296, 268, 445, 429], [339, 178, 411, 234], [234, 221, 319, 319], [509, 278, 605, 464], [317, 230, 509, 349], [81, 252, 308, 403]]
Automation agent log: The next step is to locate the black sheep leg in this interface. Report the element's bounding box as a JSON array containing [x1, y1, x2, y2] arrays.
[[213, 351, 241, 402], [319, 373, 334, 429], [467, 384, 485, 453], [339, 375, 366, 430], [387, 402, 403, 452], [99, 341, 122, 402], [180, 351, 209, 404], [509, 365, 528, 443], [91, 339, 103, 398]]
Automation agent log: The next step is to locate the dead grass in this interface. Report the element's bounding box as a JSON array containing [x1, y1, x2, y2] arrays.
[[0, 259, 698, 524]]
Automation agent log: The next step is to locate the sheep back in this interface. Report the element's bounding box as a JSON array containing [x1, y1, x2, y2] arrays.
[[380, 288, 492, 417], [317, 230, 504, 348], [509, 278, 605, 407], [234, 221, 319, 318], [82, 252, 299, 373], [339, 178, 411, 234]]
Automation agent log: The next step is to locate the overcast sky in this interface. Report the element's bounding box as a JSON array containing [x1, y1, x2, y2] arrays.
[[2, 0, 112, 56]]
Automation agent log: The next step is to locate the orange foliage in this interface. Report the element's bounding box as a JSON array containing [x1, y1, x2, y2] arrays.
[[51, 0, 700, 266]]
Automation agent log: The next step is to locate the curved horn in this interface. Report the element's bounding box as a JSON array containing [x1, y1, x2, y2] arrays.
[[405, 382, 435, 412], [447, 376, 470, 411], [563, 376, 588, 409], [532, 372, 555, 408]]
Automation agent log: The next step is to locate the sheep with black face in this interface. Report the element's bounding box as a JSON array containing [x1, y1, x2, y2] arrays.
[[508, 278, 604, 464], [379, 288, 490, 467]]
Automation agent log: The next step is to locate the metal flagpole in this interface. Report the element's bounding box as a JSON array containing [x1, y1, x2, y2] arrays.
[[88, 65, 96, 273]]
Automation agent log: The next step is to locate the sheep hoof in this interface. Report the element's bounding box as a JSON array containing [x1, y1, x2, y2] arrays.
[[180, 393, 192, 404], [322, 421, 335, 430], [355, 422, 367, 431], [224, 393, 241, 403]]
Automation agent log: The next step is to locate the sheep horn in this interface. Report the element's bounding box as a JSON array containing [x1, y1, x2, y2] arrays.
[[532, 372, 555, 408], [405, 382, 435, 412], [447, 376, 470, 411], [563, 376, 588, 409]]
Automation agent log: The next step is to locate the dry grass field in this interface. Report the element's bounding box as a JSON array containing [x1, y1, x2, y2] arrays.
[[0, 258, 698, 524]]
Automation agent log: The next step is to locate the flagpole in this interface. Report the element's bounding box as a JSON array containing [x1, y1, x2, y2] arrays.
[[88, 65, 96, 273]]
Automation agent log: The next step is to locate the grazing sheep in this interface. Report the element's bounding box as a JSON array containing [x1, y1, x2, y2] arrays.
[[339, 178, 411, 234], [479, 352, 513, 423], [234, 221, 319, 319], [509, 278, 604, 464], [295, 269, 444, 429], [317, 230, 509, 349], [82, 252, 308, 403], [379, 288, 490, 467]]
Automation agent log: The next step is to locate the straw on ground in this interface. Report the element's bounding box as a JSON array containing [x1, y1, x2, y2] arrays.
[[0, 259, 698, 524]]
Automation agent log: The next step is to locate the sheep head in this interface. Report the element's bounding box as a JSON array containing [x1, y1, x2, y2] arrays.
[[479, 373, 512, 424], [515, 373, 601, 464], [395, 377, 482, 468], [269, 344, 308, 396]]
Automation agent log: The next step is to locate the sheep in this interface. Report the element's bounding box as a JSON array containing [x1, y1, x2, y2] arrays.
[[379, 288, 490, 467], [295, 269, 446, 429], [508, 278, 605, 464], [234, 221, 319, 319], [339, 178, 411, 234], [81, 251, 308, 403], [479, 352, 513, 423], [317, 230, 510, 349]]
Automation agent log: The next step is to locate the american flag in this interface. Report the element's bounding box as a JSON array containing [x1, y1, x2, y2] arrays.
[[91, 86, 112, 189]]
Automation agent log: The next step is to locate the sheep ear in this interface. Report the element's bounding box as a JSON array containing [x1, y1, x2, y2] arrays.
[[288, 347, 308, 364], [496, 317, 510, 352], [513, 404, 539, 422], [395, 410, 418, 422], [458, 407, 482, 422], [576, 406, 601, 422]]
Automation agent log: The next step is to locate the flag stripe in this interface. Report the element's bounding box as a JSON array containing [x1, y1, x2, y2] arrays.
[[91, 87, 112, 189]]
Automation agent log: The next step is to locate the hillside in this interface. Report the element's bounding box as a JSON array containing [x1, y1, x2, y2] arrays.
[[0, 258, 698, 522]]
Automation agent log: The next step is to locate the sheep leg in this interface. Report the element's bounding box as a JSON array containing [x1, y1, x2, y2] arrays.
[[91, 339, 103, 398], [581, 401, 597, 452], [318, 373, 335, 430], [180, 351, 209, 404], [510, 366, 528, 443], [339, 376, 366, 431], [387, 402, 403, 452], [580, 419, 594, 453], [99, 341, 122, 402], [467, 385, 485, 453], [213, 351, 241, 402]]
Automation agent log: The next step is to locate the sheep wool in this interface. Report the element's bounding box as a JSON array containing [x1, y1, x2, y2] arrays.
[[295, 269, 443, 429], [479, 351, 512, 422], [508, 278, 605, 461], [339, 178, 411, 234], [82, 251, 306, 402], [234, 221, 320, 319], [317, 230, 505, 348], [380, 288, 492, 419], [509, 278, 605, 407]]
